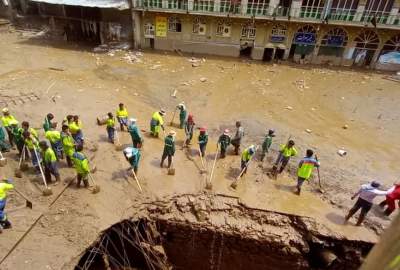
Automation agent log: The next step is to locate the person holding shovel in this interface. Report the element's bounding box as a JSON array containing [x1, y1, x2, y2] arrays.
[[116, 103, 129, 131], [218, 129, 231, 158], [105, 112, 116, 144], [128, 118, 142, 148], [21, 121, 38, 141], [70, 115, 84, 147], [160, 130, 176, 168], [23, 131, 41, 172], [72, 145, 90, 188], [123, 146, 141, 174], [150, 109, 166, 138], [177, 102, 187, 129], [43, 113, 55, 132], [0, 178, 14, 231], [198, 127, 208, 157], [295, 149, 320, 195], [240, 145, 256, 177], [45, 124, 64, 160], [1, 108, 18, 147], [231, 121, 244, 155], [39, 141, 61, 185], [184, 113, 195, 147], [61, 125, 75, 167], [273, 139, 297, 175], [260, 129, 275, 162]]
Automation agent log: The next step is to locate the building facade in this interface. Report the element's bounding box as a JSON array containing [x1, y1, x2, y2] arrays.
[[131, 0, 400, 69]]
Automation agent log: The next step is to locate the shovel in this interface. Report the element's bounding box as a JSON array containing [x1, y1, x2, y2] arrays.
[[88, 173, 100, 194], [33, 147, 53, 196], [15, 145, 28, 178], [198, 146, 207, 174], [206, 145, 219, 190], [0, 150, 6, 167], [114, 129, 123, 151], [13, 187, 33, 209], [168, 159, 175, 175], [315, 155, 325, 194], [170, 108, 177, 126], [131, 168, 143, 192], [231, 146, 259, 189]]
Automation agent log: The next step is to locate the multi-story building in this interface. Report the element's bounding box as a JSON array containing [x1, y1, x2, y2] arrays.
[[131, 0, 400, 69]]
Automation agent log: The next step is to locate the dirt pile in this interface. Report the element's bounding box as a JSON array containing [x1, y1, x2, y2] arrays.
[[77, 194, 374, 270]]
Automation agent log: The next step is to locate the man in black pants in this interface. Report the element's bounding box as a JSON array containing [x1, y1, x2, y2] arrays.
[[345, 181, 389, 226]]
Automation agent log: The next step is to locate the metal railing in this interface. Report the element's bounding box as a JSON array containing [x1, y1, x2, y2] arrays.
[[133, 0, 400, 26]]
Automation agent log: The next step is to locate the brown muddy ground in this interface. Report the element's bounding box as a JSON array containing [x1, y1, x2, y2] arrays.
[[0, 26, 398, 269]]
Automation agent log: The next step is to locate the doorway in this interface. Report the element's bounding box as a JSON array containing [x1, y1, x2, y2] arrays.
[[263, 48, 274, 61], [240, 43, 253, 57], [289, 44, 296, 59], [275, 48, 285, 60]]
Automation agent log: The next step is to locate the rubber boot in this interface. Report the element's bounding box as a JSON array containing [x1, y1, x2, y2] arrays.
[[384, 208, 394, 216], [379, 200, 387, 208], [1, 219, 12, 229], [83, 178, 89, 188], [295, 187, 301, 195], [55, 175, 61, 183]]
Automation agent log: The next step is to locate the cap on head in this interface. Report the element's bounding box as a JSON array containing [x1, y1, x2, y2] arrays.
[[129, 118, 137, 123], [223, 129, 229, 135], [160, 109, 166, 116], [123, 147, 134, 158], [268, 129, 275, 136], [288, 140, 295, 146], [249, 145, 255, 154], [188, 114, 194, 122], [9, 120, 18, 126], [371, 181, 380, 188], [168, 130, 176, 136], [2, 108, 9, 114], [200, 127, 206, 133]]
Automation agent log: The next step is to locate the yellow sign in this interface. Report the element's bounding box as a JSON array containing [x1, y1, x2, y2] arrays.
[[155, 16, 167, 37]]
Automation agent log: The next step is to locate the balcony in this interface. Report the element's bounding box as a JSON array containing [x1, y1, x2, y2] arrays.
[[133, 0, 400, 28]]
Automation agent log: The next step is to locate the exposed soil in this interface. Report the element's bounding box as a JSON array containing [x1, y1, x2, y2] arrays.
[[0, 22, 398, 269]]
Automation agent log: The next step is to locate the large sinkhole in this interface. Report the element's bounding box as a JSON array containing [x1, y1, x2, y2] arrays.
[[75, 194, 374, 270]]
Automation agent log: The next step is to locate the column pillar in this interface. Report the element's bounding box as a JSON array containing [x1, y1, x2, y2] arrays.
[[387, 7, 399, 24], [354, 5, 365, 21], [269, 0, 279, 15], [188, 0, 194, 11], [290, 0, 301, 18], [214, 0, 221, 13], [241, 0, 248, 15]]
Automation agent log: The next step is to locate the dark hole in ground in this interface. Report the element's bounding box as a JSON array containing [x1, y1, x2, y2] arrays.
[[75, 217, 373, 270]]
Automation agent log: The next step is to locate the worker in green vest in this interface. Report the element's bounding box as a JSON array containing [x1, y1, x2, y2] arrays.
[[1, 108, 17, 147], [0, 125, 10, 152], [160, 130, 176, 168], [0, 178, 14, 231], [45, 124, 64, 160], [177, 102, 187, 129], [296, 149, 320, 195], [10, 121, 25, 157], [72, 144, 90, 188], [61, 125, 75, 167], [198, 127, 208, 157], [260, 129, 275, 162], [150, 109, 166, 138], [43, 113, 55, 132], [116, 103, 129, 131], [39, 141, 61, 184], [127, 118, 143, 148], [218, 129, 231, 158]]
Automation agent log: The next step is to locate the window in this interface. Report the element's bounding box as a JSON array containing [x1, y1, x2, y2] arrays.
[[329, 0, 359, 21], [319, 28, 348, 57], [362, 0, 394, 24], [216, 20, 231, 37], [144, 23, 155, 38], [192, 17, 206, 35], [143, 0, 162, 8], [219, 0, 240, 13], [247, 0, 270, 15], [193, 0, 215, 12], [167, 0, 187, 10], [301, 0, 325, 19], [241, 24, 256, 39], [168, 16, 182, 32], [354, 30, 379, 49]]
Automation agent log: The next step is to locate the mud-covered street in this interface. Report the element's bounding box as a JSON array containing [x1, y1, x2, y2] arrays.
[[0, 25, 399, 269]]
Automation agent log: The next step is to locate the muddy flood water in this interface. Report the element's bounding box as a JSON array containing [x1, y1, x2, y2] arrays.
[[0, 28, 399, 269]]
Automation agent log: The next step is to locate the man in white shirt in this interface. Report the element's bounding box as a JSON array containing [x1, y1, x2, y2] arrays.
[[345, 181, 391, 226]]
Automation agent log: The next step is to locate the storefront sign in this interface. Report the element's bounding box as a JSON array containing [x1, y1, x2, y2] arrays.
[[155, 16, 167, 37], [326, 35, 344, 46], [270, 35, 285, 43], [294, 33, 316, 44]]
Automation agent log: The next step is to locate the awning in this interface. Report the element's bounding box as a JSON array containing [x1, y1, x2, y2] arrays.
[[31, 0, 129, 10]]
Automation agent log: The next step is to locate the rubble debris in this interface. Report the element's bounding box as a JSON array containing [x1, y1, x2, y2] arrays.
[[286, 106, 293, 110], [343, 124, 349, 129], [150, 65, 162, 70], [337, 149, 347, 156], [305, 129, 312, 133], [200, 77, 207, 82]]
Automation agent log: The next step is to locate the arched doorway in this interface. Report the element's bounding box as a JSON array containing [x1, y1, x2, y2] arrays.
[[352, 30, 379, 67], [318, 27, 348, 57], [378, 34, 400, 65], [289, 25, 317, 61]]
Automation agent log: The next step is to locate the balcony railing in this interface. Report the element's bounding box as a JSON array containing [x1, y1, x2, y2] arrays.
[[133, 0, 400, 27]]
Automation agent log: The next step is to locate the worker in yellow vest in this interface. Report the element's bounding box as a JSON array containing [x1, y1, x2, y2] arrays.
[[106, 112, 116, 143], [0, 178, 14, 231], [23, 130, 41, 172], [21, 121, 38, 140], [61, 125, 75, 167], [273, 139, 297, 176], [296, 149, 320, 195], [45, 124, 64, 160], [116, 103, 129, 131], [150, 109, 166, 138], [1, 108, 17, 147], [68, 115, 84, 147], [39, 141, 61, 184], [240, 145, 256, 177]]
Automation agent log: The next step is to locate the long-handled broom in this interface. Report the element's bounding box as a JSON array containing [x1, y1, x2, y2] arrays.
[[206, 144, 219, 190], [231, 146, 259, 189], [33, 147, 53, 196]]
